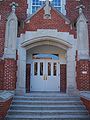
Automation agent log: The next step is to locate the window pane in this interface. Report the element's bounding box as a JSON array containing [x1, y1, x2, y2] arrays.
[[52, 0, 61, 6], [55, 7, 61, 11], [32, 6, 40, 13], [53, 63, 57, 76], [40, 62, 43, 76], [32, 7, 36, 13], [48, 62, 51, 76], [32, 53, 59, 60], [34, 62, 38, 75], [31, 0, 61, 14]]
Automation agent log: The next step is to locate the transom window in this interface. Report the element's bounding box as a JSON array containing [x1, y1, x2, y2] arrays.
[[27, 0, 66, 15], [32, 53, 59, 60]]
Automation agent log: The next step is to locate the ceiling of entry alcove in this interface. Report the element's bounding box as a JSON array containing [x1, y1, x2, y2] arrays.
[[26, 44, 66, 58]]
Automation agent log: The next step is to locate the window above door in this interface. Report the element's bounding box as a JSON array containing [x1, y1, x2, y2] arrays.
[[32, 53, 59, 60], [27, 0, 66, 15]]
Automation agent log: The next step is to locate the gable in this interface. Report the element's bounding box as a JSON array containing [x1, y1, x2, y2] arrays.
[[24, 6, 76, 37]]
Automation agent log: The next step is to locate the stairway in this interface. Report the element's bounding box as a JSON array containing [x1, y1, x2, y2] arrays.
[[6, 92, 90, 120]]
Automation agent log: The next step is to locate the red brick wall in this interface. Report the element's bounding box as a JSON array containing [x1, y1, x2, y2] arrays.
[[0, 60, 4, 90], [0, 0, 27, 56], [0, 59, 17, 90], [3, 59, 17, 90], [76, 60, 90, 91], [3, 59, 16, 90], [66, 0, 90, 53], [26, 64, 31, 93], [0, 98, 12, 120], [66, 0, 78, 22], [24, 8, 76, 37], [80, 97, 90, 114], [60, 64, 67, 93]]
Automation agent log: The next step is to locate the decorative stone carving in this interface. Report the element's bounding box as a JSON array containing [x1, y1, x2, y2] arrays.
[[44, 0, 51, 19], [4, 2, 18, 59], [77, 5, 89, 59]]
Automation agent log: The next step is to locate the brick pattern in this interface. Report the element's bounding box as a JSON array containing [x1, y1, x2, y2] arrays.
[[80, 97, 90, 114], [76, 60, 90, 91], [3, 59, 17, 90], [66, 0, 90, 53], [0, 60, 4, 90], [24, 8, 76, 38], [0, 98, 12, 119], [0, 59, 17, 90], [60, 64, 67, 93], [26, 64, 31, 93], [0, 0, 27, 56]]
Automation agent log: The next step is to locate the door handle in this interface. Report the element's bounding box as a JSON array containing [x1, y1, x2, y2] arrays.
[[46, 75, 47, 80], [43, 74, 47, 80], [43, 75, 45, 80], [46, 74, 48, 80]]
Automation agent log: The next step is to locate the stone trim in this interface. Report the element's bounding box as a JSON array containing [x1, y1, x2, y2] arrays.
[[0, 90, 14, 101], [16, 29, 77, 94], [4, 7, 18, 59]]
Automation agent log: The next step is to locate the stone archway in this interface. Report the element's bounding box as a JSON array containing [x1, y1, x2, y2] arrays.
[[16, 30, 77, 94]]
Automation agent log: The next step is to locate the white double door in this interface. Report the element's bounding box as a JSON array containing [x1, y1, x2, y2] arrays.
[[30, 59, 60, 91]]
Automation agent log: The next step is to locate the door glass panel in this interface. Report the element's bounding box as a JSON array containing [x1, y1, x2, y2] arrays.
[[34, 62, 38, 75], [53, 63, 57, 76], [48, 62, 51, 76], [40, 62, 43, 76]]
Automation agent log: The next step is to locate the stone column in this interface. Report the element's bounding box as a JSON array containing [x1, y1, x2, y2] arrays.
[[16, 36, 26, 95], [66, 41, 79, 96], [4, 2, 18, 59], [77, 5, 89, 60]]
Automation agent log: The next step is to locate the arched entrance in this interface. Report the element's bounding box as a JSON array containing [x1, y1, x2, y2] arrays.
[[17, 30, 77, 94]]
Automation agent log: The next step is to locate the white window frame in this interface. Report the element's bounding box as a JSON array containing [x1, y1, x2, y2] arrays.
[[27, 0, 66, 15]]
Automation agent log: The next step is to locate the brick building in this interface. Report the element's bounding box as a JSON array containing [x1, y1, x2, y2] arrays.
[[0, 0, 90, 119], [0, 0, 90, 94], [0, 0, 90, 101]]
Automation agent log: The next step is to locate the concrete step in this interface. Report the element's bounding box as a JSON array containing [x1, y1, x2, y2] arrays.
[[10, 104, 86, 110], [12, 100, 82, 105], [14, 95, 80, 100], [14, 96, 80, 101], [6, 114, 90, 120], [8, 109, 88, 113], [16, 92, 68, 97], [6, 93, 90, 120], [8, 109, 88, 115]]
